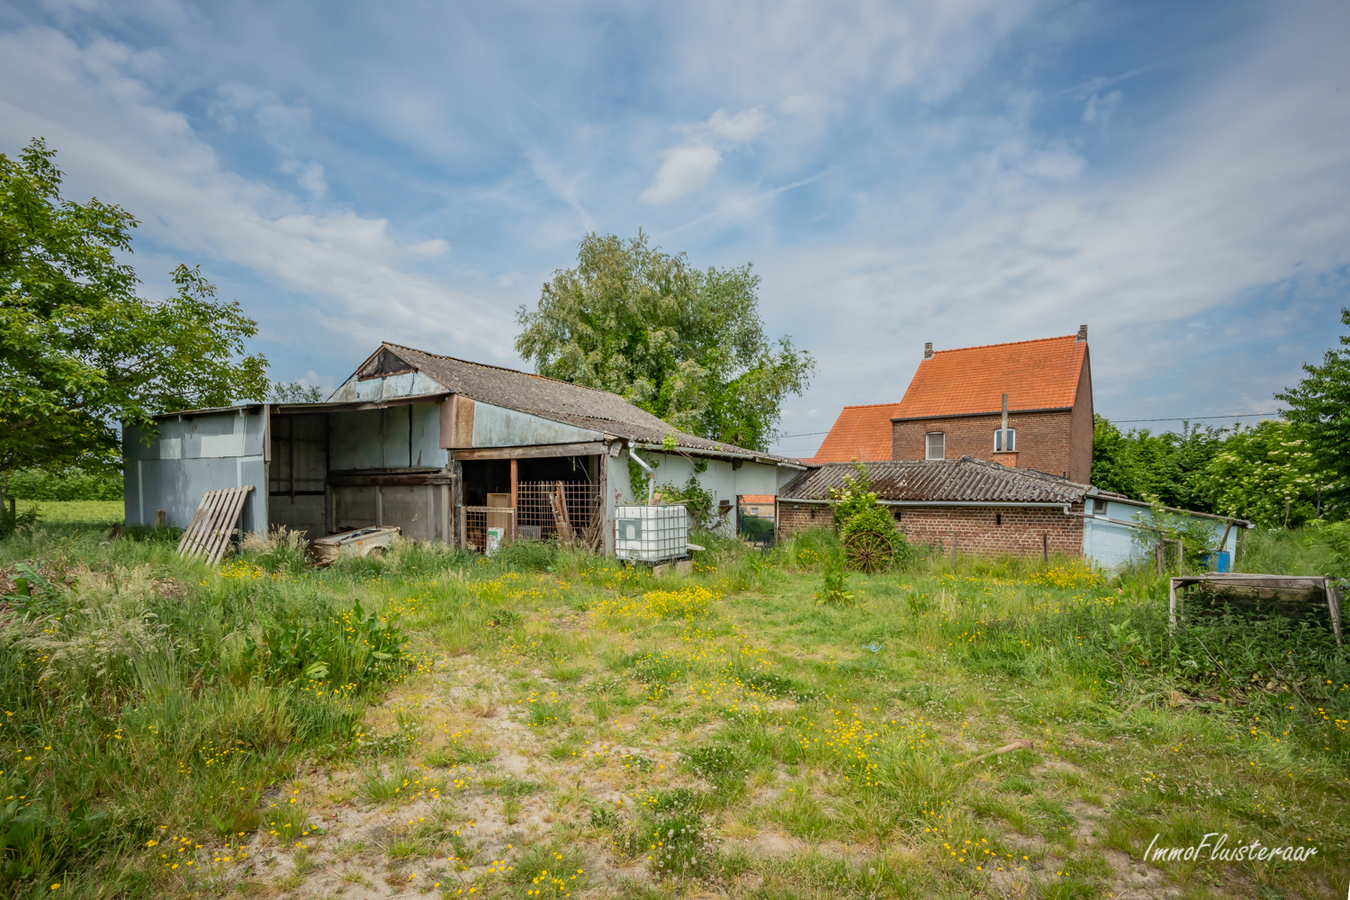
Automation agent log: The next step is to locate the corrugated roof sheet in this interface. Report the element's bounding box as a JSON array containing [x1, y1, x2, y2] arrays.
[[809, 402, 902, 463], [894, 334, 1087, 419], [779, 457, 1091, 504], [381, 343, 802, 466]]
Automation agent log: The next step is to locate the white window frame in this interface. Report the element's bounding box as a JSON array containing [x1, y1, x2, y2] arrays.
[[925, 432, 945, 460], [994, 428, 1016, 452]]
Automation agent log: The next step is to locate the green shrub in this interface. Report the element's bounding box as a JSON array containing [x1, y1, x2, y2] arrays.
[[6, 468, 122, 502]]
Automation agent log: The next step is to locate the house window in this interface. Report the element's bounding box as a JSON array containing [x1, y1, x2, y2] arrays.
[[1092, 498, 1108, 516], [994, 428, 1016, 452], [925, 432, 945, 460]]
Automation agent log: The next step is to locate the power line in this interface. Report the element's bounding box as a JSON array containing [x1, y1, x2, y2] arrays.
[[1112, 413, 1278, 423], [774, 430, 831, 438]]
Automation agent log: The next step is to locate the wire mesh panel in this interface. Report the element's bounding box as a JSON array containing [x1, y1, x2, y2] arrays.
[[462, 506, 514, 555], [516, 480, 603, 550]]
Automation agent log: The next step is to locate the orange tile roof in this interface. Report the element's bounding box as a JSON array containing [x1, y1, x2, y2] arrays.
[[810, 334, 1088, 462], [895, 334, 1086, 419], [809, 402, 903, 463], [739, 495, 776, 504]]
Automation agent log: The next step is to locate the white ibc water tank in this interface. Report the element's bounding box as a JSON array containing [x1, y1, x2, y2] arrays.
[[614, 505, 689, 562]]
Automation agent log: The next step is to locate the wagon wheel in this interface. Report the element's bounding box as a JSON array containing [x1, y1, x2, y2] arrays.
[[844, 530, 894, 573]]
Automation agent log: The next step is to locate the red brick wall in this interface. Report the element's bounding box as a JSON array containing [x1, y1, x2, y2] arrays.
[[777, 501, 1086, 559], [778, 502, 834, 534], [1067, 354, 1094, 484], [891, 410, 1077, 479], [894, 504, 1084, 558]]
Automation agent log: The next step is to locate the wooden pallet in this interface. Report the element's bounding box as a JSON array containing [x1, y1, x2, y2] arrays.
[[177, 486, 254, 565]]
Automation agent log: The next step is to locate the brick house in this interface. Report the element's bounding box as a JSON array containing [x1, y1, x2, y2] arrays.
[[812, 327, 1093, 484]]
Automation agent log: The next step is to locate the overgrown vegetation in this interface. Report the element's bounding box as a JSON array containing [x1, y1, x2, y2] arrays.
[[1092, 307, 1349, 525], [0, 513, 1344, 899]]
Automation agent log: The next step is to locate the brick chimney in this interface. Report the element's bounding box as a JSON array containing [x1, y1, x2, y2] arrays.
[[924, 342, 933, 359], [1076, 324, 1088, 342]]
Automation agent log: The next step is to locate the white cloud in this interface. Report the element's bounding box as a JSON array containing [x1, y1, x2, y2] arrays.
[[1082, 90, 1121, 125], [641, 107, 776, 205], [693, 107, 773, 145], [0, 25, 509, 359], [410, 239, 450, 258], [640, 144, 722, 205], [279, 158, 326, 197]]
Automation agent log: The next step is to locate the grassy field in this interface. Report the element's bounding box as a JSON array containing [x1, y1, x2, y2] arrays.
[[0, 525, 1345, 899], [15, 500, 124, 526]]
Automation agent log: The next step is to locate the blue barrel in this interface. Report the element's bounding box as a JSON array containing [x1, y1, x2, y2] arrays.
[[1202, 550, 1231, 573]]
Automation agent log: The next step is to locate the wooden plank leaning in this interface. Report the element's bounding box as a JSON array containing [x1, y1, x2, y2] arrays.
[[176, 487, 219, 559], [175, 498, 211, 556], [191, 489, 234, 563], [203, 488, 246, 566], [210, 488, 253, 566], [200, 489, 239, 565], [181, 489, 227, 562], [176, 486, 254, 566]]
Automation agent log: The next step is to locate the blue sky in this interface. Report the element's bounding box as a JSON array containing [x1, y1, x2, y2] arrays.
[[2, 0, 1347, 458]]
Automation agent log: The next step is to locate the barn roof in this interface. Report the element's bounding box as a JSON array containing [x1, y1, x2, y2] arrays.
[[372, 343, 804, 466]]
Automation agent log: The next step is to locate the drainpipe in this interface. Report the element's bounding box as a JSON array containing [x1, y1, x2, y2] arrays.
[[628, 446, 656, 503]]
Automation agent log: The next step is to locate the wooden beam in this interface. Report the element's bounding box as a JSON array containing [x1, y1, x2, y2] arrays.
[[1325, 582, 1343, 646], [327, 472, 456, 487], [1169, 578, 1179, 633], [509, 458, 518, 540], [449, 442, 607, 461]]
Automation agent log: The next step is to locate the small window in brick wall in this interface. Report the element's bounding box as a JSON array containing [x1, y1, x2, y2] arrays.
[[925, 432, 945, 460], [994, 428, 1016, 452], [996, 512, 1002, 526], [893, 508, 903, 521]]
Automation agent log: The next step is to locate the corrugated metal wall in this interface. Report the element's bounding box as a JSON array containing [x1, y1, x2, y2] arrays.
[[123, 407, 268, 534]]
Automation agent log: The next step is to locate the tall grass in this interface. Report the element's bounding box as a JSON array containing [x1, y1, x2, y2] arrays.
[[0, 530, 417, 895], [1236, 525, 1342, 576]]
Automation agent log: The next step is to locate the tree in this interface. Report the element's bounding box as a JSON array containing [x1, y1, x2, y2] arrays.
[[1090, 415, 1226, 511], [1276, 308, 1350, 517], [1195, 419, 1324, 526], [269, 381, 325, 403], [1, 138, 268, 490], [515, 232, 813, 451]]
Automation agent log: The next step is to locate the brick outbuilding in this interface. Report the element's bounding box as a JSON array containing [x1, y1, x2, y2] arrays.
[[778, 458, 1090, 558], [777, 458, 1246, 566]]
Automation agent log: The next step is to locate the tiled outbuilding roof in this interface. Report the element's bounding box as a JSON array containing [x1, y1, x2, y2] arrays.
[[808, 402, 902, 463], [894, 334, 1087, 419], [779, 458, 1091, 505], [739, 495, 776, 504], [376, 343, 803, 466]]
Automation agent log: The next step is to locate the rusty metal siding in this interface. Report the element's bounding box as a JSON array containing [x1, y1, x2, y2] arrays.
[[468, 400, 602, 448]]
